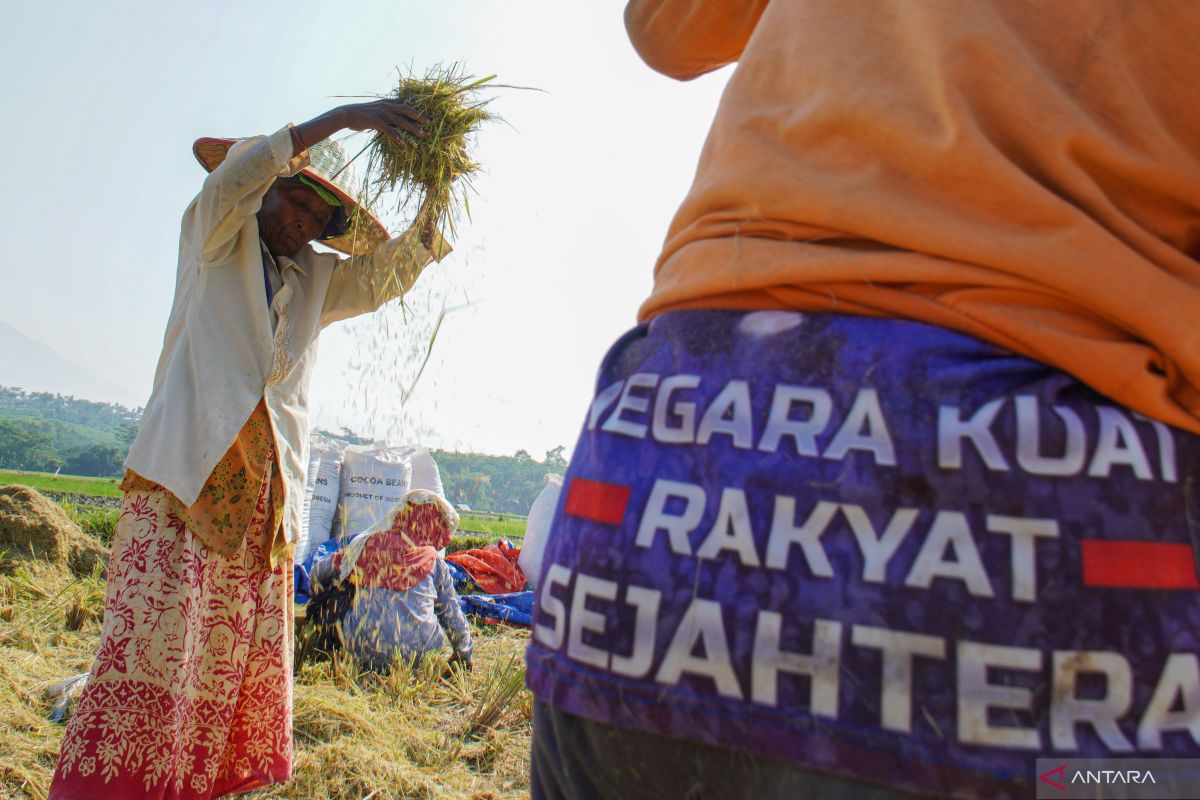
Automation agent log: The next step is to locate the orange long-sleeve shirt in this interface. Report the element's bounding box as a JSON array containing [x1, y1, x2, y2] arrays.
[[627, 0, 1200, 433]]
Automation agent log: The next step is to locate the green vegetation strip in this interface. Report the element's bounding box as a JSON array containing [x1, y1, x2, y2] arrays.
[[0, 470, 122, 499], [0, 473, 531, 547], [458, 513, 526, 540]]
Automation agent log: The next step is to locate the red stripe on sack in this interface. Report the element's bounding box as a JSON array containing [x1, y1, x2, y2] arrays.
[[1081, 540, 1200, 589], [564, 478, 631, 525]]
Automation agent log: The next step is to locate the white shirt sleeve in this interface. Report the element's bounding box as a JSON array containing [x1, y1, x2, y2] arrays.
[[189, 126, 307, 268], [319, 226, 451, 327]]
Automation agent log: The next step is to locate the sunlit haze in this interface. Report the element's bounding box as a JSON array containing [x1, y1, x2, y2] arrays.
[[0, 1, 731, 458]]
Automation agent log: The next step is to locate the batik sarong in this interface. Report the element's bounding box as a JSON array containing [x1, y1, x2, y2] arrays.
[[50, 477, 293, 799]]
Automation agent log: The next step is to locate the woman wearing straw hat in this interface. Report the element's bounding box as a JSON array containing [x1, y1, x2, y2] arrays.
[[50, 99, 449, 800]]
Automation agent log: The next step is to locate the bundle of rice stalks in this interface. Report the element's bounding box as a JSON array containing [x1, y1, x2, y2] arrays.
[[364, 63, 497, 238], [463, 651, 527, 739]]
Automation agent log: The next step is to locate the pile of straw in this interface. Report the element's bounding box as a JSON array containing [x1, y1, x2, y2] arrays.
[[0, 485, 107, 576], [365, 63, 496, 237]]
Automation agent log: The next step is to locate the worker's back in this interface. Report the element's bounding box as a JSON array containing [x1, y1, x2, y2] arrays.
[[629, 0, 1200, 433]]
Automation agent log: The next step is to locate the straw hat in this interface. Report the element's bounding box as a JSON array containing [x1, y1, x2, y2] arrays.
[[193, 135, 389, 255]]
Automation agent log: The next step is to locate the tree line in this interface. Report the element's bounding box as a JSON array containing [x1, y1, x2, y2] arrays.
[[0, 386, 141, 432], [432, 446, 566, 515], [0, 388, 566, 514], [0, 387, 138, 476]]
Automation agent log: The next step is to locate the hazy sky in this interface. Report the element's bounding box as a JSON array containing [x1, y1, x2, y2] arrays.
[[0, 1, 731, 459]]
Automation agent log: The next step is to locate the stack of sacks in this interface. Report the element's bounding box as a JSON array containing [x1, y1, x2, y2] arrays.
[[296, 435, 344, 565], [332, 444, 415, 541], [297, 443, 446, 603]]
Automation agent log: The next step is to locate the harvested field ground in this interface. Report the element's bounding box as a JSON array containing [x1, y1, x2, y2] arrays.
[[0, 471, 122, 500], [0, 484, 533, 800]]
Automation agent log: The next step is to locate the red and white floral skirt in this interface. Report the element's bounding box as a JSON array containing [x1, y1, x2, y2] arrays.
[[50, 483, 293, 799]]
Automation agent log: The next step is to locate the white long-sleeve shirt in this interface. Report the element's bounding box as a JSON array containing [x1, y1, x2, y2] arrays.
[[125, 125, 448, 545]]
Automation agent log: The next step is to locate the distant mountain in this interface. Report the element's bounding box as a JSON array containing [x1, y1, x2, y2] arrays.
[[0, 320, 143, 408]]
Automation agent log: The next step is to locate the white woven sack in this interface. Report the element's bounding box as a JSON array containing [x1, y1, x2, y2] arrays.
[[409, 448, 444, 497], [518, 474, 564, 591], [297, 436, 344, 564], [332, 443, 415, 540]]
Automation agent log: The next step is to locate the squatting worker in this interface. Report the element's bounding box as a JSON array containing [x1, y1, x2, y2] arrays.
[[307, 488, 474, 673], [527, 2, 1200, 798], [50, 98, 450, 800]]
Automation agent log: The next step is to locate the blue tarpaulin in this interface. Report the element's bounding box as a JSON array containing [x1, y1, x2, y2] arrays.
[[294, 536, 346, 604], [457, 591, 535, 628]]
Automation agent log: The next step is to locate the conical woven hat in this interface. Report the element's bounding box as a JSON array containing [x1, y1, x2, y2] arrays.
[[193, 136, 388, 256]]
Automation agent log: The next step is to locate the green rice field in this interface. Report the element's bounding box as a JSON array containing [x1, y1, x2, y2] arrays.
[[0, 470, 122, 499], [0, 470, 527, 543]]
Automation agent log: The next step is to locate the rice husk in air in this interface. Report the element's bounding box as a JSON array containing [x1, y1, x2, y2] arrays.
[[330, 64, 503, 456], [364, 63, 496, 238]]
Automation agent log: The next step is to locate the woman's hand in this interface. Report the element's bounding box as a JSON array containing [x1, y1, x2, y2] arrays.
[[337, 99, 429, 143], [291, 99, 429, 157]]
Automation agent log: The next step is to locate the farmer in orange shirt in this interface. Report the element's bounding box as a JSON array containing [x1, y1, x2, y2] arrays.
[[526, 2, 1200, 798]]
